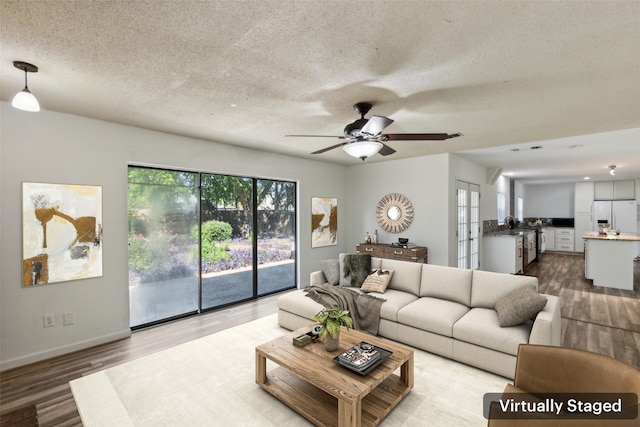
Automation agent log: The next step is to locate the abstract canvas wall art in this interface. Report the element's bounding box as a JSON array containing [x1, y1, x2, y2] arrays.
[[22, 182, 103, 286], [311, 197, 337, 248]]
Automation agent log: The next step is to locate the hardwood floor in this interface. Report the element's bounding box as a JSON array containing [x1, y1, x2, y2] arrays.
[[526, 251, 640, 370], [1, 253, 639, 426]]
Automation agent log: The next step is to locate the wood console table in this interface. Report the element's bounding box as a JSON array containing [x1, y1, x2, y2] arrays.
[[356, 243, 427, 263]]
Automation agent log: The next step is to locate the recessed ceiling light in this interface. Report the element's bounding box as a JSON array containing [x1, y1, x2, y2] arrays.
[[530, 146, 542, 150], [569, 144, 584, 149], [510, 148, 520, 152], [583, 176, 591, 180]]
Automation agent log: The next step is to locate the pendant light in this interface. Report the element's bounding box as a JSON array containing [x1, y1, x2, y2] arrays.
[[12, 61, 40, 112]]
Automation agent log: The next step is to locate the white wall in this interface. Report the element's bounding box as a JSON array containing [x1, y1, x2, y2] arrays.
[[523, 183, 575, 218], [0, 103, 348, 370], [1, 102, 495, 370], [344, 154, 452, 266]]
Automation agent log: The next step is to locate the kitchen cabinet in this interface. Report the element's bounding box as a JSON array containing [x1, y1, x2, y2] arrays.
[[538, 228, 547, 253], [614, 180, 635, 200], [574, 182, 594, 213], [555, 228, 575, 252], [594, 180, 635, 200], [356, 243, 427, 263], [594, 182, 614, 200], [584, 232, 640, 291], [544, 228, 555, 250], [574, 182, 595, 253], [481, 235, 523, 274], [574, 215, 591, 253], [526, 231, 537, 265]]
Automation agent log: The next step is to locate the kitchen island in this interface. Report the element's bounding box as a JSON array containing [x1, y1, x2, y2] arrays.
[[583, 231, 640, 291]]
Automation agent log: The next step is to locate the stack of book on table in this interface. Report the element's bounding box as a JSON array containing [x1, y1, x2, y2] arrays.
[[337, 342, 381, 372]]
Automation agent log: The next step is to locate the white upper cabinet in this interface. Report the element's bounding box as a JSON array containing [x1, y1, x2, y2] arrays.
[[593, 180, 635, 200], [594, 181, 613, 200], [574, 182, 594, 213], [613, 180, 635, 200]]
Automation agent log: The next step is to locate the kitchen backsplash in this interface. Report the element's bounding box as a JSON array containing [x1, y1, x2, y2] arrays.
[[482, 217, 571, 234]]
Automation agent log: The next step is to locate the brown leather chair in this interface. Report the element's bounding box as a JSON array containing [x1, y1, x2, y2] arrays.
[[487, 344, 640, 426]]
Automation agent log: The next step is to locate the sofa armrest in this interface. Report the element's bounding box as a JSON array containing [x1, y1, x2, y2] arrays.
[[528, 294, 561, 346], [310, 270, 327, 286]]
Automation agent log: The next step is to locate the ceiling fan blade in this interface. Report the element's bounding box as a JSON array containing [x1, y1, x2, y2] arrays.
[[311, 142, 348, 154], [383, 132, 462, 141], [285, 134, 344, 139], [378, 143, 396, 156], [360, 115, 394, 137]]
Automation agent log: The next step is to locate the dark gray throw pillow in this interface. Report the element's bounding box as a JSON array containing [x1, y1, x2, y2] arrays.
[[495, 286, 547, 327], [320, 259, 340, 285]]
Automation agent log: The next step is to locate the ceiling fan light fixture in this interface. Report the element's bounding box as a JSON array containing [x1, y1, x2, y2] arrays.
[[11, 61, 40, 112], [343, 141, 383, 161]]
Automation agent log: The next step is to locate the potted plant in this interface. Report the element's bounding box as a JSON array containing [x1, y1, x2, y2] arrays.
[[313, 307, 353, 351]]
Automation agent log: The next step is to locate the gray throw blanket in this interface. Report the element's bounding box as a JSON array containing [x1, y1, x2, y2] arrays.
[[304, 284, 385, 335]]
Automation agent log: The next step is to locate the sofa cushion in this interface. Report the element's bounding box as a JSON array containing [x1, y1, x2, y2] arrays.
[[419, 264, 472, 306], [495, 286, 548, 327], [453, 307, 532, 356], [339, 253, 373, 287], [397, 297, 470, 337], [364, 288, 418, 322], [320, 259, 340, 285], [277, 289, 324, 319], [360, 269, 394, 293], [470, 270, 539, 309], [379, 259, 423, 295]]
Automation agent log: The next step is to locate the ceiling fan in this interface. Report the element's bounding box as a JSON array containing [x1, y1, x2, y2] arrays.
[[286, 102, 462, 160]]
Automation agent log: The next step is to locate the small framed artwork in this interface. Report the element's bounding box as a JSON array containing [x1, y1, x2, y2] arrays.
[[22, 182, 103, 287], [311, 197, 337, 248]]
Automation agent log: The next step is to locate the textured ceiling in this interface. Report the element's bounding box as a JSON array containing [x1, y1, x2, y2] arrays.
[[1, 1, 639, 182]]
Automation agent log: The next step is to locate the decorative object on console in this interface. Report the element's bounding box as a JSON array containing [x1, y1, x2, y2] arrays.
[[311, 197, 337, 248], [376, 193, 414, 233], [312, 307, 353, 351]]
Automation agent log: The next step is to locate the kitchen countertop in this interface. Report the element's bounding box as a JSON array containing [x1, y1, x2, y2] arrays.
[[583, 231, 640, 242]]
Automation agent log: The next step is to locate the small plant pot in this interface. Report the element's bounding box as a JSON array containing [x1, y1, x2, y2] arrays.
[[324, 332, 340, 352]]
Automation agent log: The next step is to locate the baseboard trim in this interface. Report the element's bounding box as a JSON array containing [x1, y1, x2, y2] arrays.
[[0, 329, 131, 372]]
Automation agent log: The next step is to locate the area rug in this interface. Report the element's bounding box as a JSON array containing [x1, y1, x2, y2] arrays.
[[70, 314, 508, 426]]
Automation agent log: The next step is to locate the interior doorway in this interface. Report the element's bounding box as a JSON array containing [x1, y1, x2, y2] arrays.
[[457, 180, 480, 270]]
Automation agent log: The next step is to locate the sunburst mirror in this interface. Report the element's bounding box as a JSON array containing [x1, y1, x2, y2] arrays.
[[376, 193, 414, 233]]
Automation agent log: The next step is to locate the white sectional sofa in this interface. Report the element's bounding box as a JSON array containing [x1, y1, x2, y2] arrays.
[[277, 256, 561, 379]]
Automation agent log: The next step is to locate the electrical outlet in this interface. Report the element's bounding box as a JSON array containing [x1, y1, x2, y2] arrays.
[[63, 312, 75, 326], [43, 314, 55, 328]]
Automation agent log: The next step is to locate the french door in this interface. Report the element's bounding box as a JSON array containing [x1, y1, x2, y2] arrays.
[[457, 180, 480, 270]]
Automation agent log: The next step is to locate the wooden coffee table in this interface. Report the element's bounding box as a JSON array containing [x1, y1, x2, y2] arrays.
[[255, 326, 414, 427]]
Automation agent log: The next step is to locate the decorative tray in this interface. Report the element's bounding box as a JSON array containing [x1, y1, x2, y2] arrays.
[[332, 341, 393, 375]]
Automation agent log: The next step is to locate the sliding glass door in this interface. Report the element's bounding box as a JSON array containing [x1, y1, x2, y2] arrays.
[[128, 168, 199, 327], [257, 179, 296, 296], [200, 174, 254, 310], [128, 167, 296, 327]]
